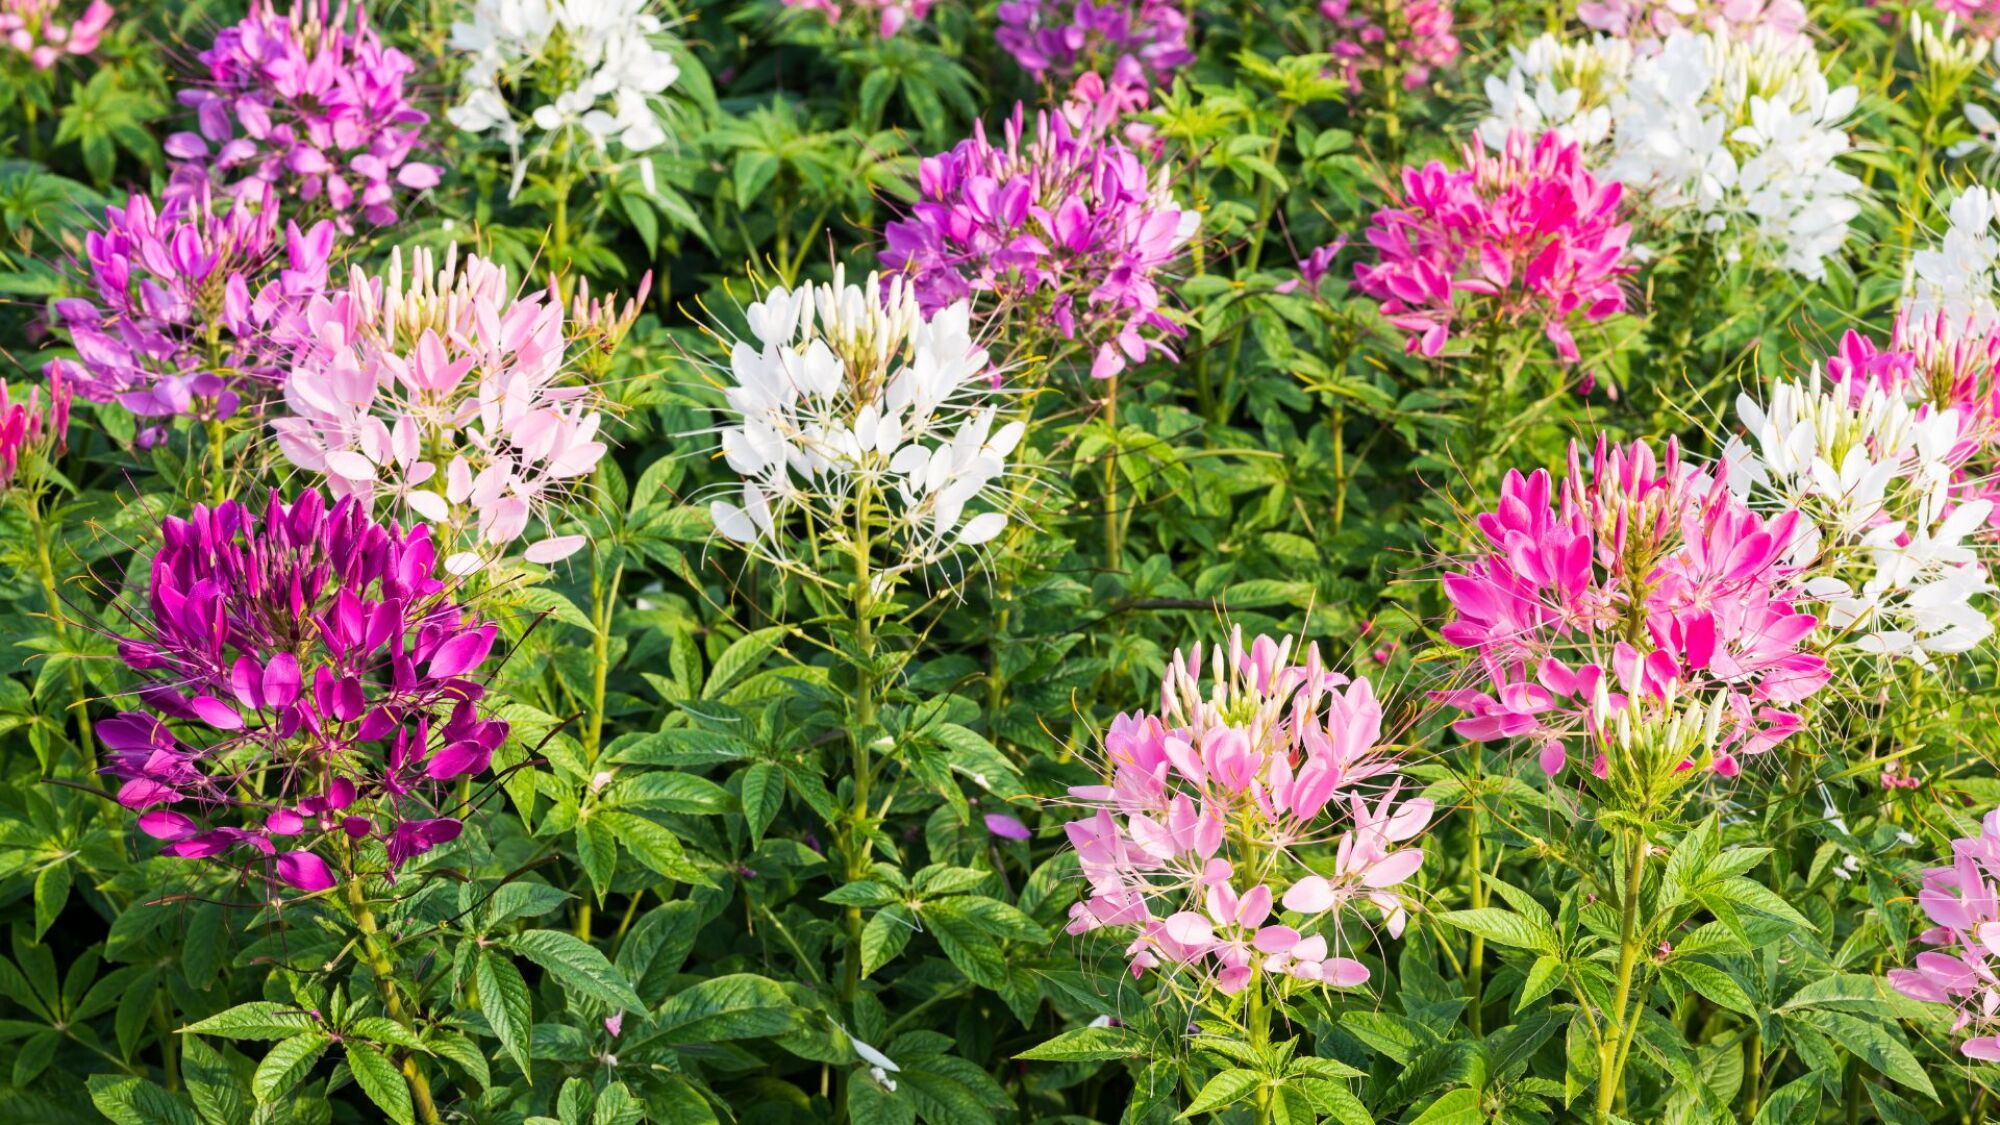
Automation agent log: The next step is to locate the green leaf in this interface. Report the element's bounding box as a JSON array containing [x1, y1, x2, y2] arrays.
[[848, 1078, 915, 1125], [182, 1036, 249, 1125], [597, 811, 715, 887], [347, 1017, 429, 1054], [1436, 909, 1557, 953], [1180, 1069, 1262, 1117], [607, 772, 734, 814], [1407, 1088, 1484, 1125], [921, 896, 1045, 989], [702, 627, 786, 699], [180, 1001, 318, 1041], [861, 907, 914, 977], [1752, 1076, 1821, 1125], [1787, 1010, 1937, 1100], [476, 950, 534, 1077], [33, 862, 69, 940], [344, 1043, 415, 1125], [739, 762, 784, 844], [649, 973, 796, 1046], [577, 816, 617, 904], [1016, 1026, 1146, 1061], [1662, 961, 1756, 1016], [1518, 955, 1564, 1011], [505, 930, 644, 1010], [252, 1032, 330, 1104], [481, 882, 574, 929], [86, 1074, 198, 1125]]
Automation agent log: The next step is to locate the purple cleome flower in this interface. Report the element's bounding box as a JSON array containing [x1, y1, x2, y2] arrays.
[[104, 489, 507, 894], [995, 0, 1193, 91]]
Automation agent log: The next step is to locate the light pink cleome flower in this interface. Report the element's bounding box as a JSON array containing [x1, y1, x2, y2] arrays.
[[1354, 130, 1632, 363], [1577, 0, 1810, 43], [0, 0, 111, 69], [779, 0, 933, 38], [1320, 0, 1460, 92], [1064, 629, 1431, 998], [1435, 435, 1831, 778], [1890, 809, 2000, 1061]]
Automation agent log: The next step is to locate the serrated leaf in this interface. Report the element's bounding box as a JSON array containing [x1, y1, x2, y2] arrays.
[[180, 1001, 318, 1041], [739, 761, 784, 844], [702, 628, 785, 699], [344, 1043, 415, 1125], [1436, 909, 1557, 953], [1016, 1026, 1145, 1061], [87, 1074, 198, 1125], [252, 1032, 330, 1103], [1180, 1069, 1262, 1117], [505, 930, 644, 1010], [597, 811, 715, 887], [1663, 961, 1756, 1016], [476, 950, 533, 1078], [649, 973, 795, 1046]]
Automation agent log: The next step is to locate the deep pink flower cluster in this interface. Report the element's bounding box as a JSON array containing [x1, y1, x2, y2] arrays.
[[1064, 630, 1431, 996], [1577, 0, 1809, 41], [995, 0, 1192, 89], [0, 366, 70, 491], [45, 184, 331, 438], [881, 105, 1197, 380], [1, 0, 109, 67], [105, 490, 507, 894], [167, 0, 437, 227], [780, 0, 933, 38], [1889, 809, 2000, 1061], [1356, 130, 1631, 363], [1319, 0, 1460, 93], [1436, 436, 1831, 778]]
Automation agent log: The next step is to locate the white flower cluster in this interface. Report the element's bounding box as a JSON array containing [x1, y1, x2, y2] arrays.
[[1479, 30, 1863, 279], [1724, 372, 1994, 664], [1908, 187, 2000, 332], [709, 268, 1024, 578], [447, 0, 679, 180]]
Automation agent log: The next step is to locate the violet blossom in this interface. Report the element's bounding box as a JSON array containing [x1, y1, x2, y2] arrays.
[[45, 183, 332, 433], [880, 104, 1198, 380], [1320, 0, 1461, 92], [106, 490, 508, 894], [0, 0, 110, 68], [995, 0, 1192, 90], [167, 0, 437, 227], [1889, 809, 2000, 1060]]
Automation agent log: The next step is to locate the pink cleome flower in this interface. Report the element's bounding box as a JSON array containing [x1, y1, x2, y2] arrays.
[[779, 0, 934, 38], [1320, 0, 1460, 93], [1890, 809, 2000, 1061], [1435, 435, 1831, 778], [0, 365, 69, 491], [996, 0, 1193, 91], [106, 490, 508, 895], [1354, 130, 1632, 363], [1064, 629, 1431, 997], [881, 104, 1197, 380], [0, 0, 111, 69], [166, 0, 438, 228], [1577, 0, 1810, 42]]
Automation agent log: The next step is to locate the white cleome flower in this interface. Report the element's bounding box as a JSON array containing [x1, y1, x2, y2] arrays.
[[1908, 187, 2000, 333], [1726, 368, 1995, 666], [448, 0, 681, 177], [1477, 29, 1863, 280], [708, 267, 1025, 578]]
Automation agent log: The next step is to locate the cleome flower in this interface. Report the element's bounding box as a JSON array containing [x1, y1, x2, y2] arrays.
[[1063, 629, 1430, 999], [995, 0, 1193, 91], [0, 366, 70, 492], [447, 0, 680, 190], [270, 245, 612, 573], [105, 490, 509, 895], [1319, 0, 1461, 93], [707, 267, 1023, 580], [1354, 129, 1632, 362], [45, 183, 332, 437], [1435, 434, 1831, 779], [0, 0, 111, 68], [1723, 331, 1996, 667], [1576, 0, 1809, 44], [1889, 809, 2000, 1061], [779, 0, 934, 39], [880, 104, 1198, 382], [166, 0, 438, 228], [1477, 30, 1863, 281]]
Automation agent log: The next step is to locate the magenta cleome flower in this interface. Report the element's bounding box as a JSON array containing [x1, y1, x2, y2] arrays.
[[1435, 435, 1830, 779], [1320, 0, 1460, 93], [1577, 0, 1809, 42], [167, 0, 437, 228], [1889, 809, 2000, 1061], [881, 105, 1198, 381], [1064, 629, 1430, 999], [45, 184, 331, 434], [105, 490, 507, 894], [779, 0, 934, 38], [995, 0, 1192, 90], [0, 365, 70, 491], [0, 0, 111, 69], [1355, 130, 1631, 363]]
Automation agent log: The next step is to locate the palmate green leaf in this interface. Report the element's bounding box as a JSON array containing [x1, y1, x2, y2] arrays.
[[1436, 909, 1557, 954], [87, 1074, 198, 1125], [252, 1031, 330, 1104], [649, 973, 796, 1046], [344, 1043, 415, 1125], [1015, 1025, 1147, 1061], [505, 930, 644, 1009], [476, 950, 534, 1077], [1179, 1068, 1263, 1117], [180, 1000, 319, 1041]]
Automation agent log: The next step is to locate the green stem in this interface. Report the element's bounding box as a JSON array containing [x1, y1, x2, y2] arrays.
[[29, 494, 93, 759], [1103, 375, 1122, 571], [584, 554, 624, 766], [205, 419, 228, 504], [1248, 968, 1272, 1125], [346, 878, 443, 1125], [1465, 756, 1485, 1037], [1594, 834, 1648, 1125]]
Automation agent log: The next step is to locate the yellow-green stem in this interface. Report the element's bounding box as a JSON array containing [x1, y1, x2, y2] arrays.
[[585, 556, 624, 765], [1103, 376, 1122, 570], [346, 877, 442, 1125], [30, 498, 93, 758], [1594, 834, 1648, 1125], [205, 419, 228, 503]]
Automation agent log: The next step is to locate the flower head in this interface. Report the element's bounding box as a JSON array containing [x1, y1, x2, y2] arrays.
[[880, 105, 1197, 380], [1064, 629, 1429, 1000], [1319, 0, 1461, 93], [46, 184, 332, 430], [107, 490, 508, 894], [779, 0, 933, 38], [167, 0, 437, 228], [1354, 129, 1632, 362], [1576, 0, 1808, 43], [707, 267, 1022, 577], [271, 245, 609, 572], [995, 0, 1192, 90], [0, 366, 71, 491], [1889, 810, 2000, 1061], [0, 0, 111, 69]]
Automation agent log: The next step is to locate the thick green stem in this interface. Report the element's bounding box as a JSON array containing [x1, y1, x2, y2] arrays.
[[1594, 835, 1648, 1125], [1102, 376, 1122, 571], [29, 497, 93, 759], [205, 419, 229, 503], [584, 555, 624, 765], [840, 511, 878, 1009], [1465, 770, 1485, 1037], [346, 878, 443, 1125]]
